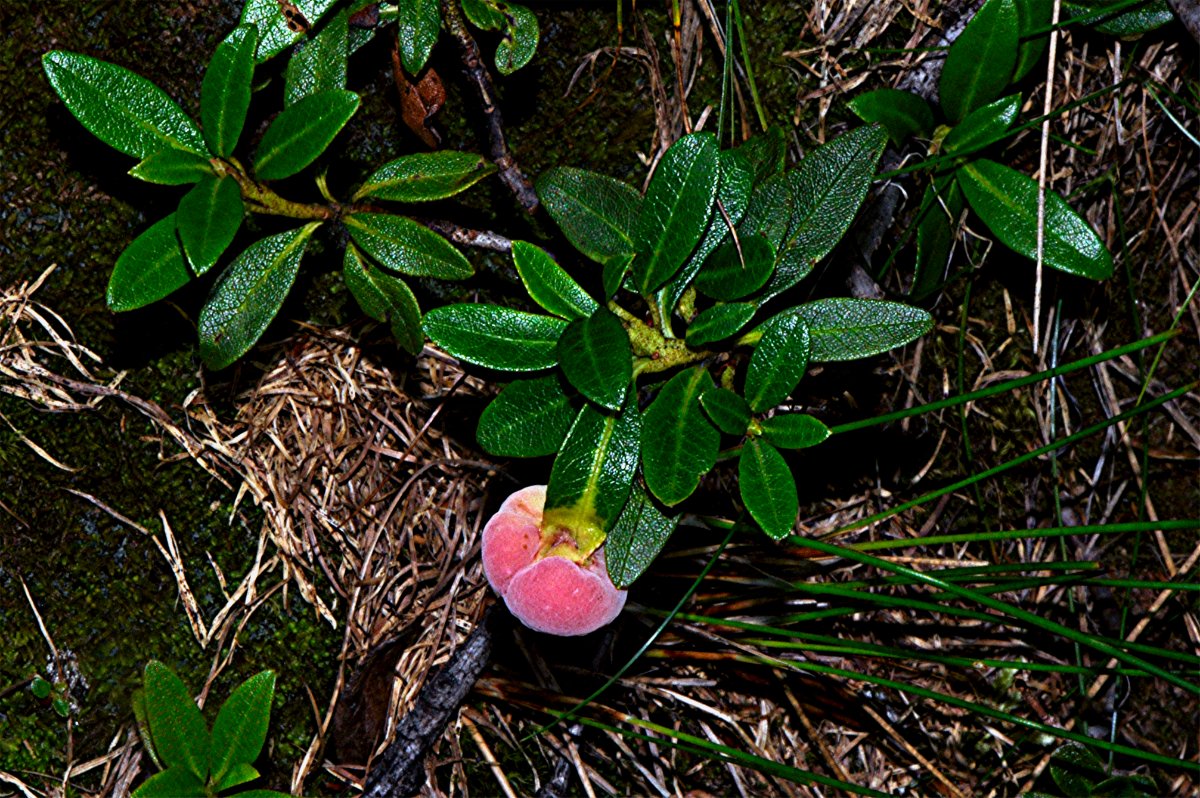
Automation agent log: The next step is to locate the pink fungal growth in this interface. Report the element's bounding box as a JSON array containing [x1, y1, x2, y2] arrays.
[[481, 485, 627, 636]]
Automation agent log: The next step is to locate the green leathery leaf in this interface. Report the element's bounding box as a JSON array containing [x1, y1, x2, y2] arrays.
[[762, 125, 886, 299], [202, 25, 257, 156], [739, 438, 798, 540], [557, 308, 631, 411], [1013, 0, 1052, 82], [42, 51, 207, 159], [848, 88, 935, 146], [239, 0, 340, 62], [512, 240, 598, 320], [142, 662, 209, 780], [130, 766, 205, 798], [632, 132, 719, 295], [209, 671, 275, 790], [495, 3, 539, 75], [734, 126, 787, 186], [284, 9, 348, 107], [744, 313, 810, 413], [641, 367, 719, 506], [396, 0, 441, 73], [759, 413, 830, 449], [602, 254, 635, 300], [791, 298, 933, 362], [129, 146, 213, 185], [699, 388, 751, 437], [254, 89, 359, 180], [107, 215, 190, 311], [943, 94, 1020, 155], [345, 213, 473, 280], [738, 173, 793, 254], [355, 151, 496, 202], [605, 486, 677, 589], [1063, 0, 1173, 35], [545, 400, 641, 535], [694, 234, 775, 301], [959, 158, 1113, 279], [911, 174, 964, 300], [939, 0, 1019, 123], [343, 246, 423, 354], [685, 302, 756, 347], [212, 764, 260, 795], [422, 304, 567, 371], [177, 174, 244, 276], [477, 373, 576, 457], [461, 0, 504, 29], [199, 224, 318, 370], [537, 166, 641, 267], [659, 149, 754, 314]]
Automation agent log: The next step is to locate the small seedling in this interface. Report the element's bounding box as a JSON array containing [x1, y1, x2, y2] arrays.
[[131, 661, 285, 798]]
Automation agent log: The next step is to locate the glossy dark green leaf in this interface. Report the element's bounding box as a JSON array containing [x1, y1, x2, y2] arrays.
[[396, 0, 441, 73], [1064, 0, 1173, 35], [1013, 0, 1052, 82], [734, 126, 787, 186], [512, 241, 598, 320], [792, 298, 933, 362], [422, 304, 567, 371], [659, 150, 754, 314], [477, 374, 576, 457], [284, 9, 347, 107], [254, 89, 359, 180], [42, 51, 207, 159], [199, 224, 318, 370], [763, 125, 887, 298], [605, 486, 676, 589], [557, 308, 631, 410], [911, 174, 964, 300], [641, 367, 718, 506], [201, 25, 257, 156], [142, 662, 209, 780], [107, 215, 190, 311], [129, 146, 212, 185], [30, 676, 52, 699], [461, 0, 504, 28], [602, 254, 634, 300], [1048, 742, 1107, 797], [739, 438, 797, 540], [959, 158, 1113, 279], [545, 400, 641, 542], [738, 173, 794, 256], [685, 302, 756, 347], [240, 0, 340, 62], [694, 234, 775, 301], [943, 94, 1020, 155], [130, 765, 205, 798], [209, 671, 275, 790], [222, 792, 293, 798], [537, 166, 641, 267], [177, 174, 244, 276], [759, 413, 830, 449], [211, 763, 260, 795], [848, 88, 935, 145], [495, 3, 539, 75], [632, 132, 719, 295], [345, 213, 473, 280], [939, 0, 1019, 123], [343, 246, 423, 354], [699, 388, 751, 436], [355, 151, 496, 202], [744, 313, 810, 413]]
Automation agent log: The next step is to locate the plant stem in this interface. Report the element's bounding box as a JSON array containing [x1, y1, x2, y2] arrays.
[[212, 159, 332, 220]]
